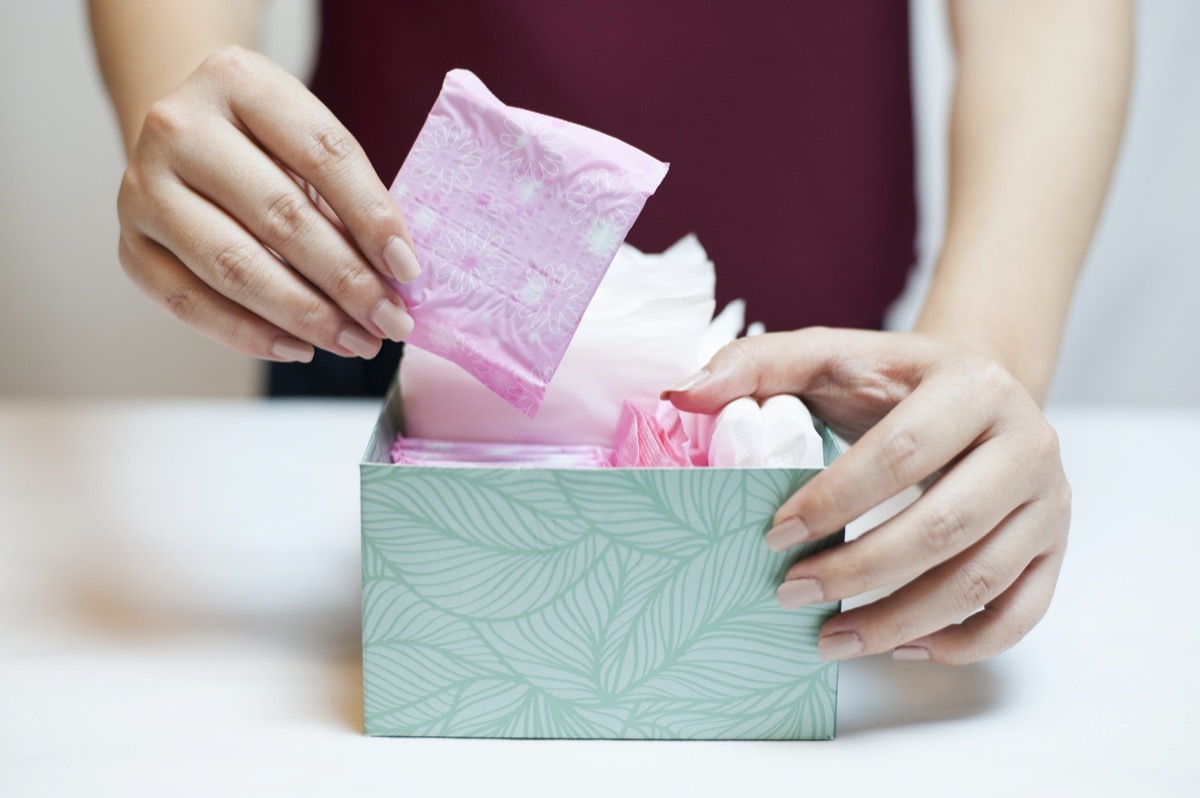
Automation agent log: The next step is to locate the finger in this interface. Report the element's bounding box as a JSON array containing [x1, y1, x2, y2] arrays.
[[139, 177, 382, 360], [893, 550, 1065, 665], [812, 502, 1054, 660], [209, 47, 422, 284], [172, 123, 414, 343], [776, 437, 1036, 605], [660, 330, 825, 411], [767, 371, 1006, 545], [284, 166, 347, 234], [662, 324, 940, 412], [120, 233, 314, 362]]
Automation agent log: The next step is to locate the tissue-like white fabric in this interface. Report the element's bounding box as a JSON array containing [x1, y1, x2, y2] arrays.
[[708, 395, 824, 468], [401, 235, 716, 446], [707, 398, 765, 468], [761, 395, 824, 467]]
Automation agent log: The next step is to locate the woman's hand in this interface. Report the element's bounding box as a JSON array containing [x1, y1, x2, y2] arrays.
[[665, 327, 1071, 664], [116, 46, 421, 363]]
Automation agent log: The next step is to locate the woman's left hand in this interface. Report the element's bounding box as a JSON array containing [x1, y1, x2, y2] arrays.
[[664, 327, 1071, 664]]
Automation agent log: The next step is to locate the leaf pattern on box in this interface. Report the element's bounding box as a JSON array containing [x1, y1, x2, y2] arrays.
[[361, 466, 840, 740]]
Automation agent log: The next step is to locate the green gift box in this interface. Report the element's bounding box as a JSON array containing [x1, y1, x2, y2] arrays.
[[360, 385, 844, 740]]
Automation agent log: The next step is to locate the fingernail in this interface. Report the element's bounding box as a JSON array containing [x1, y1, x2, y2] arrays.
[[818, 631, 863, 661], [661, 369, 709, 398], [337, 325, 381, 359], [383, 236, 421, 283], [777, 577, 824, 609], [372, 299, 414, 342], [892, 646, 931, 661], [270, 336, 314, 363], [765, 517, 813, 551]]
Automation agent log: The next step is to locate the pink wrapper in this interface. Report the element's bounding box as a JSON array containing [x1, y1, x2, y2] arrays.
[[391, 436, 613, 468], [612, 401, 693, 468], [388, 69, 669, 417]]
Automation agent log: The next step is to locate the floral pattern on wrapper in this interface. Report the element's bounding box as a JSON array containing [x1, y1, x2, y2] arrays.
[[410, 124, 482, 193], [433, 222, 506, 296], [518, 265, 588, 335], [501, 115, 567, 184]]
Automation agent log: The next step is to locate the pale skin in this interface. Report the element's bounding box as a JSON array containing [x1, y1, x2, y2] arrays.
[[90, 0, 1132, 664]]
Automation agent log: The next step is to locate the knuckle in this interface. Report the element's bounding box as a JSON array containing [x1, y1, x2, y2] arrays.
[[164, 287, 202, 326], [303, 127, 355, 174], [878, 426, 920, 484], [327, 263, 374, 304], [117, 167, 143, 213], [203, 44, 256, 79], [141, 98, 189, 140], [1058, 479, 1073, 520], [995, 609, 1035, 649], [919, 501, 971, 555], [116, 177, 139, 229], [955, 562, 999, 611], [943, 610, 1036, 666], [210, 241, 263, 296], [222, 313, 254, 352], [973, 357, 1017, 395], [261, 191, 313, 246], [838, 542, 881, 593], [1031, 422, 1062, 461], [293, 295, 335, 340], [116, 234, 137, 277], [937, 642, 980, 666], [880, 614, 916, 651], [117, 234, 154, 289], [801, 471, 852, 528], [360, 195, 398, 231]]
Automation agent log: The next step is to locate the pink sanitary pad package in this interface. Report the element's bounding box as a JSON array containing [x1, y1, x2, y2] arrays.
[[388, 69, 669, 417]]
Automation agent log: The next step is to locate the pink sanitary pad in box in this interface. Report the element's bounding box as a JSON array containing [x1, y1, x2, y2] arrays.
[[391, 437, 613, 468], [388, 69, 669, 417]]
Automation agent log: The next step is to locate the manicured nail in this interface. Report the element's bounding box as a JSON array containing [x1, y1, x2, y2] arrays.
[[818, 631, 863, 661], [892, 646, 931, 661], [660, 370, 709, 398], [383, 236, 421, 283], [270, 336, 314, 363], [371, 299, 414, 341], [765, 517, 813, 551], [777, 577, 824, 609], [337, 325, 381, 359]]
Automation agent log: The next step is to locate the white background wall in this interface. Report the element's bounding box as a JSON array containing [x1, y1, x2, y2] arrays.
[[1, 1, 1196, 404]]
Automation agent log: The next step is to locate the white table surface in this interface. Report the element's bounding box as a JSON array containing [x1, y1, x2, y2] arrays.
[[1, 400, 1197, 797]]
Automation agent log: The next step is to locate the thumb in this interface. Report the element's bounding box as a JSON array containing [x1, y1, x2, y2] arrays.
[[661, 329, 833, 415]]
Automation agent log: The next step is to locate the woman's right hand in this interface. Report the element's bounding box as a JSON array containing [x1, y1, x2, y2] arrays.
[[117, 46, 421, 363]]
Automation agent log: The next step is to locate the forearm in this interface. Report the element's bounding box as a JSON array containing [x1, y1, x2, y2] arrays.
[[915, 0, 1132, 403], [88, 0, 263, 156]]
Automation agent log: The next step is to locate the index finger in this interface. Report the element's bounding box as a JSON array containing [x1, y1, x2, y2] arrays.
[[213, 48, 421, 285], [661, 329, 841, 412]]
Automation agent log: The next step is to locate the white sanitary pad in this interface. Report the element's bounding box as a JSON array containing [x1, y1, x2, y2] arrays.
[[708, 395, 824, 468]]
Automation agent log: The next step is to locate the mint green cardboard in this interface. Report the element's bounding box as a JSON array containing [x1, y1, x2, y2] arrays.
[[360, 385, 843, 740]]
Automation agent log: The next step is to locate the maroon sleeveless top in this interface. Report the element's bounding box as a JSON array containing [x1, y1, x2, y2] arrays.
[[309, 0, 915, 333]]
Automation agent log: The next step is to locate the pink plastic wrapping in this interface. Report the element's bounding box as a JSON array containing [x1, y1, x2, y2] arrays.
[[391, 436, 613, 468], [611, 400, 692, 468], [388, 69, 669, 417]]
